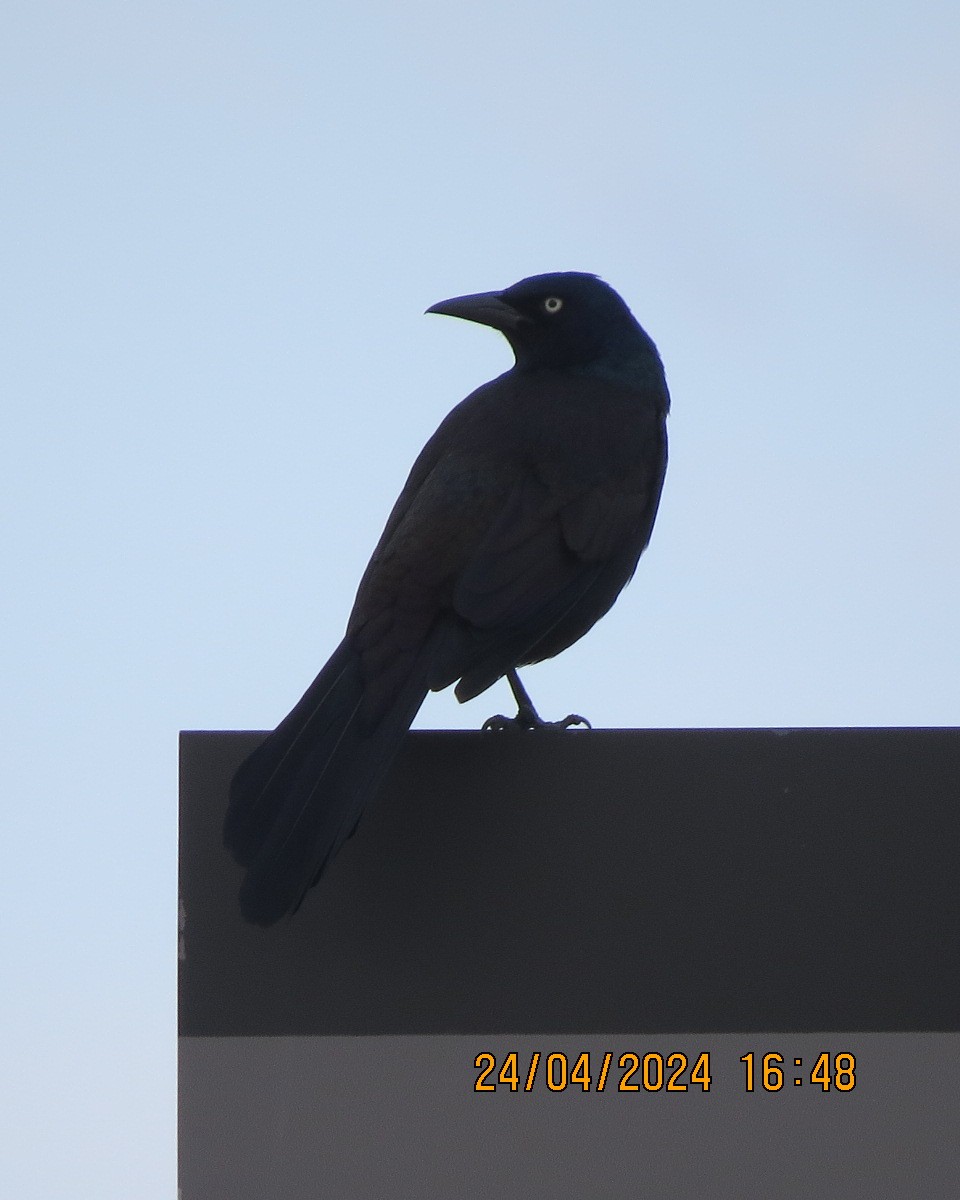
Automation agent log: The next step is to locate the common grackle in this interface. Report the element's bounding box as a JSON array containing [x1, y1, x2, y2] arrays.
[[224, 272, 670, 925]]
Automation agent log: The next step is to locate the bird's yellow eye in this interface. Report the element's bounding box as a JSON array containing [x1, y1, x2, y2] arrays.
[[543, 296, 563, 314]]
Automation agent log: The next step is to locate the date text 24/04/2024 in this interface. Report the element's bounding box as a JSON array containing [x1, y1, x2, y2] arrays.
[[473, 1051, 857, 1093]]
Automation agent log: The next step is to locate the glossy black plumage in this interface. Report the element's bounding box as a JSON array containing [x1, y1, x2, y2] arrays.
[[224, 272, 670, 925]]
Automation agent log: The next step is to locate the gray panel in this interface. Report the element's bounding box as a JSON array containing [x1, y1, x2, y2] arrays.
[[178, 1033, 960, 1200]]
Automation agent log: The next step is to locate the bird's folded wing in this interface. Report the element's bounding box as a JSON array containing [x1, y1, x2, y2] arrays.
[[452, 466, 652, 632]]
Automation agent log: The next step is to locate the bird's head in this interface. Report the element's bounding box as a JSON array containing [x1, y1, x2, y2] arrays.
[[427, 271, 657, 374]]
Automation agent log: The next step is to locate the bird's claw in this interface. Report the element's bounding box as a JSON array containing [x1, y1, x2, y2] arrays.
[[557, 713, 591, 730], [482, 711, 592, 732], [483, 668, 591, 731]]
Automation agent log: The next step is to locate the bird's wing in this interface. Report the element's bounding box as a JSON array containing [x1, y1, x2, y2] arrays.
[[349, 372, 665, 708], [442, 371, 666, 702], [451, 442, 661, 632]]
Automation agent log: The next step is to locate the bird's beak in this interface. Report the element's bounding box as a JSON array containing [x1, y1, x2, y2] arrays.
[[426, 290, 528, 332]]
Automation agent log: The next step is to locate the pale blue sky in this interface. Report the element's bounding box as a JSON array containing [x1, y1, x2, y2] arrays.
[[2, 2, 958, 1195]]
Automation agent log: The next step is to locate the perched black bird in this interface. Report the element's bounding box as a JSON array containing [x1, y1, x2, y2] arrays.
[[224, 272, 670, 925]]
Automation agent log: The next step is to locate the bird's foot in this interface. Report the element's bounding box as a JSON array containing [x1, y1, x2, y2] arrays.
[[482, 708, 591, 732], [482, 668, 591, 731]]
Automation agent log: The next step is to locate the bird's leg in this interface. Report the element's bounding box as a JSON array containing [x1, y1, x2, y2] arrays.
[[481, 669, 591, 731], [505, 669, 549, 727]]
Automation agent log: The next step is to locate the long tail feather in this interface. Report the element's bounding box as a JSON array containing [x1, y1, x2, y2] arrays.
[[224, 639, 429, 925]]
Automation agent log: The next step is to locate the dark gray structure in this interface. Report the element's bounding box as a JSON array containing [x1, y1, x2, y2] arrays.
[[179, 728, 960, 1199], [180, 727, 959, 1036]]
